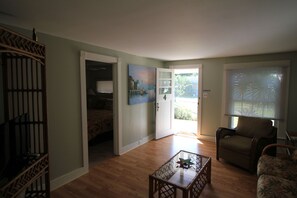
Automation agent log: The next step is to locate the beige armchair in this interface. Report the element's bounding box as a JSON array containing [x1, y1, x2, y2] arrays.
[[216, 116, 277, 172]]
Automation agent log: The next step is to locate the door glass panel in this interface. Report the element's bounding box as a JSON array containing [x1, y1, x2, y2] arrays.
[[160, 71, 172, 78], [159, 88, 171, 94], [159, 80, 171, 86]]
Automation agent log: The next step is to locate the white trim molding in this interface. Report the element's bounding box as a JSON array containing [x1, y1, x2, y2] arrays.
[[80, 51, 122, 170], [50, 166, 88, 191], [120, 134, 154, 154]]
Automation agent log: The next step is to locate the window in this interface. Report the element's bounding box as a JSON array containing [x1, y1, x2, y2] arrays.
[[224, 61, 289, 128]]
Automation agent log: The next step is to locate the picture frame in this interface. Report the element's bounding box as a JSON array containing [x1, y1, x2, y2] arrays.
[[128, 64, 156, 105]]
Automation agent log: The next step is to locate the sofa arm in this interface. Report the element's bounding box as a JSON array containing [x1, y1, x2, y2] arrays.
[[261, 144, 297, 156]]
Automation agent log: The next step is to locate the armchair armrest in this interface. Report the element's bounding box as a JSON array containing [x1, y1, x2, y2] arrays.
[[261, 143, 297, 156], [216, 127, 236, 140], [216, 127, 236, 160]]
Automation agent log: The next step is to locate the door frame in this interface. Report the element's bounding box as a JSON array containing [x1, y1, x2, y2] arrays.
[[80, 51, 122, 170], [169, 64, 202, 136]]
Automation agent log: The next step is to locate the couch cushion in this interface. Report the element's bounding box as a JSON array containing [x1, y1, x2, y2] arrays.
[[219, 135, 252, 155], [257, 155, 297, 182], [236, 116, 273, 138], [257, 174, 297, 198]]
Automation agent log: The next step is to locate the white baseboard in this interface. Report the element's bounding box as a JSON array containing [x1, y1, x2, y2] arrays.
[[120, 134, 154, 155], [50, 166, 88, 191]]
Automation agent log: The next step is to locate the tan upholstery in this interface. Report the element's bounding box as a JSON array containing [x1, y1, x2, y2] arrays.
[[257, 144, 297, 198], [216, 116, 277, 172], [236, 116, 273, 138]]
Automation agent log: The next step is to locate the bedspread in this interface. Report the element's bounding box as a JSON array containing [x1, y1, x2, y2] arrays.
[[87, 109, 113, 141]]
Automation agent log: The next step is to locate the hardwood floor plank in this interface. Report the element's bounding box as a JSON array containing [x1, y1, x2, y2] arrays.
[[51, 135, 257, 197]]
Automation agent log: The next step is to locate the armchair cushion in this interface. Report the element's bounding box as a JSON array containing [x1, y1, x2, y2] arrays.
[[236, 116, 273, 138], [219, 135, 252, 155]]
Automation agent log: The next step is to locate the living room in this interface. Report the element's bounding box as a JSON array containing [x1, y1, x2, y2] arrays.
[[1, 1, 297, 197]]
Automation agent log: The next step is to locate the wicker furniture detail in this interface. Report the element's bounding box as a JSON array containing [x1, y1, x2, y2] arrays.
[[149, 150, 211, 198], [0, 27, 45, 61], [0, 154, 49, 197], [0, 26, 49, 197]]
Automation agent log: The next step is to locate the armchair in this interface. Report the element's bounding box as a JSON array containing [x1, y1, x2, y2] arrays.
[[216, 116, 277, 172]]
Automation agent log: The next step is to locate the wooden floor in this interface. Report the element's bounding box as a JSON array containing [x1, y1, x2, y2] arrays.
[[88, 139, 114, 168], [51, 134, 257, 198]]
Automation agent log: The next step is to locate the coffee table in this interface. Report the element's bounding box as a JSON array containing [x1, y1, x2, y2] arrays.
[[149, 150, 211, 198]]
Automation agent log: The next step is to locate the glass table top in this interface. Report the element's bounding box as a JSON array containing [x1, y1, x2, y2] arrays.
[[150, 150, 211, 188]]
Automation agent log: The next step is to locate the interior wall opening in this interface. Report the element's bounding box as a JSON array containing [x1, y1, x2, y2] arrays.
[[85, 60, 114, 167]]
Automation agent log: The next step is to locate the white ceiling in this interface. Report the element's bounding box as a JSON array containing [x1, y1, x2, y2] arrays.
[[1, 0, 297, 61]]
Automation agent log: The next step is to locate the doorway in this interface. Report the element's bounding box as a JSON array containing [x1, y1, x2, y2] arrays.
[[80, 51, 121, 171], [85, 60, 114, 167], [171, 65, 202, 137]]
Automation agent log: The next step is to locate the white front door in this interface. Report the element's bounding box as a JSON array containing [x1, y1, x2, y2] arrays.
[[155, 68, 174, 139]]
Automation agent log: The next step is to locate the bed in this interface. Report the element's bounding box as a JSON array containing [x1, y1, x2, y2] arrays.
[[87, 94, 113, 142], [87, 109, 113, 141]]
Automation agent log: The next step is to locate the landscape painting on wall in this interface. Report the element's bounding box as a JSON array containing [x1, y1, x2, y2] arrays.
[[128, 64, 156, 105]]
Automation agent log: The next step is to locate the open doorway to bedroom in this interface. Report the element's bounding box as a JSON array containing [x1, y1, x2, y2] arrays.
[[80, 51, 120, 172], [85, 60, 114, 167]]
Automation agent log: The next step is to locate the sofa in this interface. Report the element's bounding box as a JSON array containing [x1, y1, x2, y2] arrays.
[[257, 144, 297, 198]]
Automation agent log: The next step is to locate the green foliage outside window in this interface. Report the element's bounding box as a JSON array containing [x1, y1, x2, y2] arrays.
[[174, 107, 197, 121], [175, 73, 198, 98]]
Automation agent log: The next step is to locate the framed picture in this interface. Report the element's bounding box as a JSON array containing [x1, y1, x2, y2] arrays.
[[128, 64, 156, 105]]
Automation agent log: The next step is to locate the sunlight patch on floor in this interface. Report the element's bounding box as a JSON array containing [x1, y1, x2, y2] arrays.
[[174, 132, 203, 144], [170, 134, 203, 155]]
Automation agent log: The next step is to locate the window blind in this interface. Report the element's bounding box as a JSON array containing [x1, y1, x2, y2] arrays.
[[225, 65, 288, 120]]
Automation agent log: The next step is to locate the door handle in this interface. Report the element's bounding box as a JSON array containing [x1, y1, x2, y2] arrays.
[[156, 103, 159, 111]]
